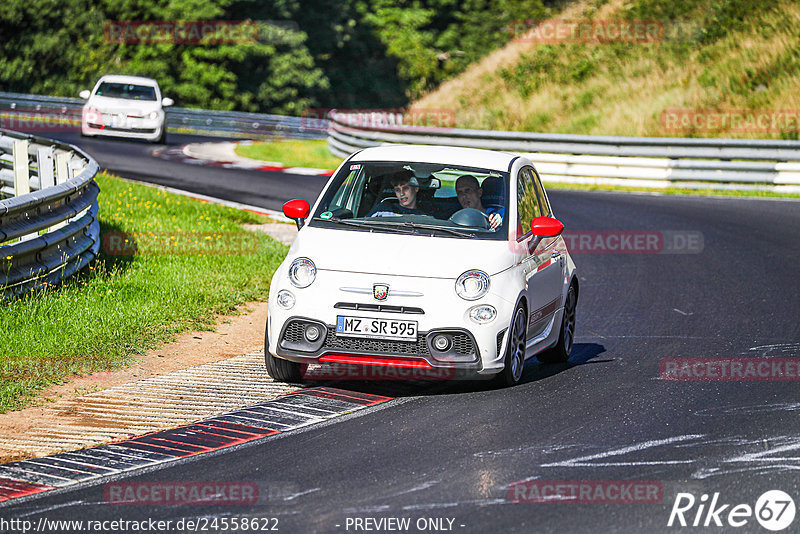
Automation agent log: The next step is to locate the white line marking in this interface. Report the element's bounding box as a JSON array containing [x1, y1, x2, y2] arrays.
[[541, 434, 705, 468]]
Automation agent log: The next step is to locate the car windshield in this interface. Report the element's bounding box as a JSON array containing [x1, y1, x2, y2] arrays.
[[94, 82, 157, 101], [309, 161, 509, 240]]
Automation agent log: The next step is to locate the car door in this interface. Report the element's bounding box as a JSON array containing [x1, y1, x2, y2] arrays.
[[517, 167, 564, 343]]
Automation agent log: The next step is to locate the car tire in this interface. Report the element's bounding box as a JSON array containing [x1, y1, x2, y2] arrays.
[[264, 328, 303, 382], [496, 303, 528, 387], [538, 284, 577, 364]]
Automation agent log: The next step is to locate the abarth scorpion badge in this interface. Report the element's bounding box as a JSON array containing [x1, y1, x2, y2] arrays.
[[373, 284, 389, 301]]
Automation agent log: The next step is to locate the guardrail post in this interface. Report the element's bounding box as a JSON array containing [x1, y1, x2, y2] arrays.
[[37, 147, 55, 190], [13, 139, 37, 242], [69, 158, 84, 179], [55, 152, 69, 184], [37, 147, 58, 232], [50, 152, 72, 231], [12, 139, 29, 196]]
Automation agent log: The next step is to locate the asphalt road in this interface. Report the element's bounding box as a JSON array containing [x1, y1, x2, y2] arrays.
[[45, 131, 330, 212], [2, 133, 800, 533]]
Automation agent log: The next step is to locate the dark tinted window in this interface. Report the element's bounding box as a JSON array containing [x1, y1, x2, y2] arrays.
[[95, 82, 157, 101]]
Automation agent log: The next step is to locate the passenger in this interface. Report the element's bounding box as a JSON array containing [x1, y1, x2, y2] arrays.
[[455, 175, 503, 229], [368, 169, 430, 216]]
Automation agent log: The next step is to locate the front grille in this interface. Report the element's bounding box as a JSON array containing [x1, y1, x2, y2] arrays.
[[283, 321, 305, 343], [88, 123, 155, 133], [334, 302, 424, 314], [323, 326, 430, 356]]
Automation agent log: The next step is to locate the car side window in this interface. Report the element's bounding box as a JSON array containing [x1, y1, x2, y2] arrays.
[[329, 169, 359, 211], [531, 169, 552, 216], [516, 167, 542, 239]]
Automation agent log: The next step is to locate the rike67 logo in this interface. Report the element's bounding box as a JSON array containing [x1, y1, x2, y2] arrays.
[[668, 490, 796, 531]]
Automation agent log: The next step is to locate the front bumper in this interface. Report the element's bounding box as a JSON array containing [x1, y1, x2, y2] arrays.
[[81, 114, 163, 141], [267, 269, 517, 376]]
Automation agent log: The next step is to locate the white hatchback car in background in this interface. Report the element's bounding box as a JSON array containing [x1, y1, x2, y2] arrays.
[[80, 75, 173, 143], [266, 145, 578, 387]]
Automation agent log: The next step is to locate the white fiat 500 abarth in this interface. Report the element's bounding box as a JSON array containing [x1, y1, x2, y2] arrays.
[[265, 145, 578, 387]]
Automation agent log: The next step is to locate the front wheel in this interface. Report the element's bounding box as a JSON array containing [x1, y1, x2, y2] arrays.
[[264, 328, 303, 382], [496, 303, 528, 387], [538, 284, 577, 364]]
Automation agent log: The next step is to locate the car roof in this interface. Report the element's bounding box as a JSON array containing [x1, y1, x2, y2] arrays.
[[349, 145, 518, 173], [97, 75, 159, 87]]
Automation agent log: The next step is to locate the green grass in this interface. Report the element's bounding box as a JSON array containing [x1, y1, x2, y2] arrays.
[[235, 139, 344, 169], [543, 181, 800, 198], [0, 173, 289, 413]]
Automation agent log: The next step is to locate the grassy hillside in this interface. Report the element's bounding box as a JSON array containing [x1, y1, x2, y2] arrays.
[[412, 0, 800, 139]]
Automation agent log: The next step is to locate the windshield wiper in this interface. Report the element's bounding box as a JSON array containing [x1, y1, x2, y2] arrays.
[[314, 217, 418, 235], [315, 217, 475, 238], [399, 221, 476, 238], [311, 216, 364, 228], [361, 219, 475, 238]]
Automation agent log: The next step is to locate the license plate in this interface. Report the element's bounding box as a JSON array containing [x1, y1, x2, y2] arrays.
[[336, 315, 417, 341], [111, 114, 127, 128]]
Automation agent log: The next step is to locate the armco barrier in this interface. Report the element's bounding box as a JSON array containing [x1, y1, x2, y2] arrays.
[[327, 111, 800, 192], [0, 129, 100, 298], [0, 91, 326, 140]]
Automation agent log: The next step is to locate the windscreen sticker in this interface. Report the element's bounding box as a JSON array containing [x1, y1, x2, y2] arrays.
[[320, 211, 333, 219], [350, 164, 361, 170]]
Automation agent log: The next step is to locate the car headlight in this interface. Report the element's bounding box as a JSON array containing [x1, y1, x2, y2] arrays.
[[455, 270, 490, 300], [469, 305, 497, 324], [288, 257, 316, 288], [148, 111, 159, 120]]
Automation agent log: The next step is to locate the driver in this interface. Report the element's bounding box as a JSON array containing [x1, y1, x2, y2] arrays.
[[368, 169, 430, 217], [455, 175, 503, 229]]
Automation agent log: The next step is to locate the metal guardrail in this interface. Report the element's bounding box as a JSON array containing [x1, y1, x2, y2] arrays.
[[0, 91, 327, 140], [327, 111, 800, 192], [0, 129, 100, 299]]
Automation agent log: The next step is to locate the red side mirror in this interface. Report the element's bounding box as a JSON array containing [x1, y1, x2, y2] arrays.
[[531, 216, 564, 237], [283, 199, 310, 229]]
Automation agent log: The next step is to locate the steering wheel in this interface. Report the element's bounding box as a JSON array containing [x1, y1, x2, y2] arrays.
[[448, 208, 491, 230]]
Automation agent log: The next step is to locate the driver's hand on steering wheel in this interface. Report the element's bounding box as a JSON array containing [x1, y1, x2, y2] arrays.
[[488, 213, 502, 229]]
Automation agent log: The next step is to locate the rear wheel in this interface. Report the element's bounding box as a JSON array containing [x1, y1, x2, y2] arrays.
[[538, 284, 577, 364], [264, 327, 303, 382], [496, 303, 527, 387]]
